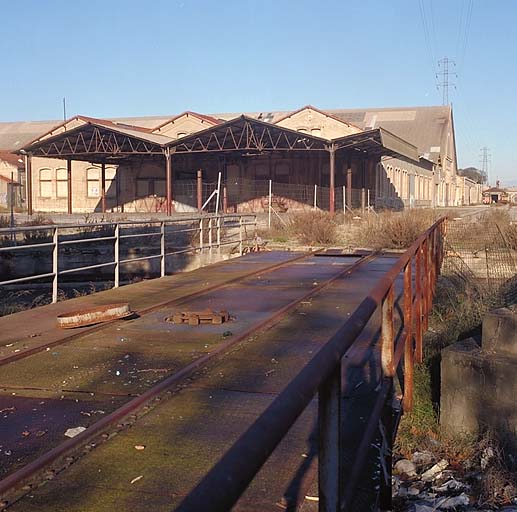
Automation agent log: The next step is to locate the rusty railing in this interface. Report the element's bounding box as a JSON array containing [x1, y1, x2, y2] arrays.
[[175, 218, 446, 512]]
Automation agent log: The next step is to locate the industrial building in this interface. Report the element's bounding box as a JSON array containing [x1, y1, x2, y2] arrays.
[[0, 105, 482, 215]]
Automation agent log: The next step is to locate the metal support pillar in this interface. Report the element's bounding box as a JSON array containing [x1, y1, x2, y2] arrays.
[[318, 366, 342, 512], [165, 149, 173, 215], [67, 159, 72, 214], [346, 159, 352, 208], [197, 169, 202, 211], [101, 162, 106, 213], [223, 186, 228, 213], [26, 154, 33, 216], [329, 146, 335, 214]]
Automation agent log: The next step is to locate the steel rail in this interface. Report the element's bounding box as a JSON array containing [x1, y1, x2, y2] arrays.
[[0, 252, 375, 501], [0, 250, 320, 367], [174, 218, 445, 512]]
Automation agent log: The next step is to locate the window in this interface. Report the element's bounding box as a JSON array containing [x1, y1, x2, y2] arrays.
[[56, 168, 68, 198], [311, 128, 321, 136], [105, 167, 117, 198], [297, 128, 309, 133], [87, 167, 100, 197], [39, 168, 52, 197], [177, 132, 187, 139]]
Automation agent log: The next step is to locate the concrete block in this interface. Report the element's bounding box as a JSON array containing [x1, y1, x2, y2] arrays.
[[441, 337, 517, 453], [482, 307, 517, 356]]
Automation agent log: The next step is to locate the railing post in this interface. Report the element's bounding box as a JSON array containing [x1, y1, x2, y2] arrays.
[[160, 221, 165, 278], [217, 216, 221, 253], [422, 238, 429, 331], [379, 384, 394, 511], [415, 244, 423, 363], [208, 218, 213, 254], [114, 223, 120, 288], [199, 218, 204, 252], [254, 215, 258, 251], [239, 217, 243, 256], [52, 227, 58, 303], [403, 262, 414, 412], [318, 366, 342, 512], [381, 285, 395, 377]]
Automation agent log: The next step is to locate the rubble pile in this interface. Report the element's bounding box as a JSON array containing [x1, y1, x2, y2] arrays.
[[393, 450, 517, 512]]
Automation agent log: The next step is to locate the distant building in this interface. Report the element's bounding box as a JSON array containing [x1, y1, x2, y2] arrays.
[[0, 151, 24, 208], [0, 105, 478, 214]]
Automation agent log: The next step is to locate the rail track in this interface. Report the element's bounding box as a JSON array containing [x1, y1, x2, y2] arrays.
[[0, 250, 376, 508]]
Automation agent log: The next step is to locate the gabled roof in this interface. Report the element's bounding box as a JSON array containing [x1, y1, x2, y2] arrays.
[[19, 115, 173, 162], [0, 150, 23, 168], [166, 115, 329, 153], [274, 105, 362, 132], [152, 111, 221, 133]]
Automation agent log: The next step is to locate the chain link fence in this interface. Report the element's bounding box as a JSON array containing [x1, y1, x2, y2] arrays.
[[438, 216, 517, 336]]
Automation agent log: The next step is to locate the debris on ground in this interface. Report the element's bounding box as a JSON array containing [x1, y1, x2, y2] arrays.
[[64, 426, 87, 438]]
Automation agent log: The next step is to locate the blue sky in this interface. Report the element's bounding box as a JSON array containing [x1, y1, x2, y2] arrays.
[[0, 0, 515, 184]]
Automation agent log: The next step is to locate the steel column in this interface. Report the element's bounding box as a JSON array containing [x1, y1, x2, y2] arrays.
[[197, 170, 202, 211], [329, 147, 335, 214], [318, 366, 342, 512], [52, 227, 58, 303], [67, 159, 72, 214], [26, 154, 33, 216], [101, 162, 106, 213], [346, 159, 352, 208], [165, 149, 173, 215]]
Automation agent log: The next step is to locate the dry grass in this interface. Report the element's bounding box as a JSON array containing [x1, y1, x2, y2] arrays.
[[284, 210, 338, 245], [259, 210, 339, 245], [354, 209, 446, 250]]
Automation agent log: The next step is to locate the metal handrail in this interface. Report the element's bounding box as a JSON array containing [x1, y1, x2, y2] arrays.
[[0, 214, 258, 303], [175, 217, 446, 512]]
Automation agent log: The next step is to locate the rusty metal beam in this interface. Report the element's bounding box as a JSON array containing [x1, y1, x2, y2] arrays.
[[329, 146, 335, 215], [67, 159, 72, 214]]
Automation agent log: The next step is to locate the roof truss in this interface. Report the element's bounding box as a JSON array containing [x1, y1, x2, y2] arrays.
[[167, 116, 329, 153]]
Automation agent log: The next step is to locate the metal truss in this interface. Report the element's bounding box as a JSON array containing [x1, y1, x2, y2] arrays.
[[169, 117, 328, 154], [29, 127, 164, 159]]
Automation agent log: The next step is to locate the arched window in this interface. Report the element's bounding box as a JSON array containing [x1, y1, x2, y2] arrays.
[[87, 167, 100, 197], [297, 128, 309, 133], [39, 168, 52, 198], [56, 168, 68, 198], [311, 128, 321, 137]]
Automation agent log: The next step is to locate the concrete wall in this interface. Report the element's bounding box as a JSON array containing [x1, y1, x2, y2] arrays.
[[276, 108, 361, 139]]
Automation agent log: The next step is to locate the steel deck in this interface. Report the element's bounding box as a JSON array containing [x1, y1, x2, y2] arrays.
[[0, 251, 402, 511]]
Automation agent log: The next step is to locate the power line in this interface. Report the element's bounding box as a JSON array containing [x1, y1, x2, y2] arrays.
[[436, 57, 457, 105]]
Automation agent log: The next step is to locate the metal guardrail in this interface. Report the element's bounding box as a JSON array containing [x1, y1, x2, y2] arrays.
[[175, 218, 446, 512], [0, 214, 257, 303]]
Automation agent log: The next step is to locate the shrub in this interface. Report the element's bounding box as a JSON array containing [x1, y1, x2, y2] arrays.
[[285, 210, 338, 245], [356, 209, 441, 250]]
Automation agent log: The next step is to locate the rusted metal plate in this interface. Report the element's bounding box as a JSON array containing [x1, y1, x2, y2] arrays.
[[56, 303, 132, 329]]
